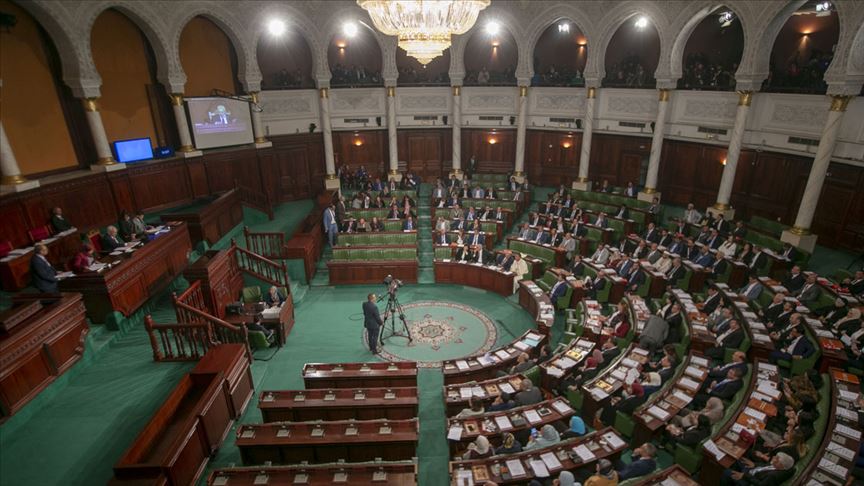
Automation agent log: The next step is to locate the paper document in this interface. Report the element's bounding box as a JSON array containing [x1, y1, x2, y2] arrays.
[[530, 460, 550, 477], [703, 439, 725, 461], [551, 400, 573, 415], [447, 426, 463, 440], [540, 452, 562, 470], [495, 415, 513, 431], [603, 432, 626, 449], [573, 444, 596, 461], [524, 410, 543, 424], [499, 383, 516, 394]]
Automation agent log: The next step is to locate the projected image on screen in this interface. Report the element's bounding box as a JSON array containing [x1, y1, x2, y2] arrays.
[[187, 97, 255, 149]]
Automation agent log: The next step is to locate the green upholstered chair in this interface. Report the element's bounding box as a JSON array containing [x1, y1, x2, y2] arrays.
[[241, 286, 262, 303], [248, 330, 273, 350]]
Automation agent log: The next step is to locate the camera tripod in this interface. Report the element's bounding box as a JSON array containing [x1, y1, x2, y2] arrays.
[[379, 291, 412, 344]]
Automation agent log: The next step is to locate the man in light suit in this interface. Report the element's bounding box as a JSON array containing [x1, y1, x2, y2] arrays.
[[518, 223, 535, 240], [646, 243, 662, 264], [435, 230, 449, 245], [591, 244, 610, 265], [362, 293, 383, 354], [559, 233, 577, 259], [739, 274, 763, 302], [594, 212, 609, 229], [323, 206, 339, 247], [30, 244, 59, 293]]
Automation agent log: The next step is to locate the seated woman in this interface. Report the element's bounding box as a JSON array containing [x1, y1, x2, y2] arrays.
[[264, 286, 286, 308], [454, 398, 485, 419], [560, 415, 586, 439], [748, 427, 808, 463], [70, 243, 96, 273], [672, 397, 725, 429], [370, 217, 384, 232], [524, 424, 560, 451], [494, 432, 522, 455], [460, 435, 491, 460]]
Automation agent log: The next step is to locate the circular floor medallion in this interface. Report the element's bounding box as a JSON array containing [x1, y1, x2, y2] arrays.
[[371, 301, 497, 367]]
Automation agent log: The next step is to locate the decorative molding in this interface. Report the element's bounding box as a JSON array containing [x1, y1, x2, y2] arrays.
[[533, 94, 585, 113], [399, 95, 448, 111], [681, 99, 738, 121], [770, 103, 828, 128]]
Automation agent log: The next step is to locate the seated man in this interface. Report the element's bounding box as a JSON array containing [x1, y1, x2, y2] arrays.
[[706, 319, 745, 360], [699, 286, 723, 315], [569, 254, 585, 276], [497, 250, 515, 271], [616, 443, 657, 481], [264, 286, 286, 308], [102, 225, 125, 251], [707, 351, 749, 379], [50, 206, 72, 233], [739, 274, 764, 302], [693, 367, 744, 407], [782, 265, 805, 292], [793, 274, 821, 309], [246, 319, 275, 345], [30, 244, 59, 293], [769, 326, 815, 363], [720, 451, 795, 486], [435, 229, 449, 245], [514, 378, 542, 406], [638, 315, 669, 353], [402, 216, 416, 231], [548, 273, 568, 307]]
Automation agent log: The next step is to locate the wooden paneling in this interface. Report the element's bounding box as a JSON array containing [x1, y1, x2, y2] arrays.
[[260, 133, 324, 202], [588, 134, 651, 186], [332, 130, 388, 178], [397, 129, 451, 181], [124, 159, 194, 212], [204, 148, 261, 194], [462, 128, 516, 173], [525, 130, 582, 186]]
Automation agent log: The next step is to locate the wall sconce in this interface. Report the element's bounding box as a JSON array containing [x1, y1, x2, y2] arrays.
[[491, 40, 500, 47], [721, 158, 727, 166], [353, 134, 364, 146], [562, 141, 572, 149], [488, 137, 498, 145]]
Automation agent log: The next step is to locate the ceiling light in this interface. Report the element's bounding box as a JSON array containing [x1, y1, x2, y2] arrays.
[[815, 1, 831, 12], [267, 19, 286, 37], [558, 23, 570, 33], [634, 16, 648, 29], [718, 11, 734, 27], [358, 0, 490, 66], [343, 22, 359, 37], [485, 21, 500, 36]]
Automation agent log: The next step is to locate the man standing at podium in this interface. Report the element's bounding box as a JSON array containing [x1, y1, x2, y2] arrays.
[[363, 293, 383, 354]]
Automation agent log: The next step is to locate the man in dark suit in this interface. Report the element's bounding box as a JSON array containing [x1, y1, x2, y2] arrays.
[[722, 452, 795, 486], [749, 245, 767, 272], [549, 274, 568, 306], [732, 221, 747, 239], [705, 229, 722, 249], [759, 293, 786, 322], [706, 319, 745, 359], [782, 265, 805, 292], [711, 251, 729, 280], [707, 351, 749, 379], [625, 264, 645, 292], [594, 212, 609, 229], [571, 221, 587, 238], [793, 274, 821, 307], [700, 287, 723, 315], [657, 229, 673, 248], [387, 205, 401, 219], [667, 236, 685, 255], [614, 204, 629, 220], [683, 240, 699, 261], [30, 244, 59, 293], [468, 229, 485, 247], [694, 367, 744, 407], [532, 229, 550, 245], [402, 216, 416, 231], [498, 252, 515, 271], [102, 225, 125, 251], [769, 326, 815, 363], [643, 223, 660, 244], [569, 255, 585, 276], [363, 293, 383, 354], [714, 214, 730, 235], [666, 258, 686, 287], [780, 243, 797, 261], [50, 207, 72, 233], [694, 246, 715, 267], [616, 443, 657, 481]]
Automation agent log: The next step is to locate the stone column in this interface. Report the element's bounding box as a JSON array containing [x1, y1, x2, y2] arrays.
[[450, 85, 463, 180], [249, 92, 272, 149], [84, 98, 125, 172], [0, 120, 40, 193], [386, 86, 401, 182], [573, 86, 596, 191], [169, 93, 202, 158], [513, 85, 528, 182], [319, 88, 339, 190], [708, 91, 753, 221], [637, 88, 671, 202], [781, 95, 853, 253]]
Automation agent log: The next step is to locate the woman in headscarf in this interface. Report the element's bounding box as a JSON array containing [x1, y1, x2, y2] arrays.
[[561, 415, 587, 439], [461, 435, 491, 460], [70, 243, 96, 274], [554, 471, 577, 486], [673, 397, 725, 428], [524, 424, 561, 450], [494, 432, 522, 455]]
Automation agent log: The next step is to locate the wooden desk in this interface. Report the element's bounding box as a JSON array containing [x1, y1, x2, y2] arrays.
[[448, 428, 627, 485], [794, 369, 860, 486], [631, 465, 700, 486], [442, 330, 547, 385], [0, 229, 83, 292], [699, 361, 777, 486], [581, 345, 649, 421], [236, 418, 419, 465], [447, 397, 576, 455], [160, 189, 242, 245], [302, 362, 418, 389], [443, 374, 526, 417], [327, 258, 418, 285], [683, 260, 711, 293], [517, 281, 555, 334], [506, 237, 567, 270], [59, 223, 192, 324], [190, 344, 254, 419], [0, 293, 88, 420], [258, 387, 418, 422], [224, 302, 294, 347], [434, 260, 515, 296], [631, 353, 711, 447], [207, 462, 417, 486], [539, 338, 595, 392], [667, 289, 714, 355], [112, 345, 240, 486]]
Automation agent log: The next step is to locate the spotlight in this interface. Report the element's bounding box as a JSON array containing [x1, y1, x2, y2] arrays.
[[815, 1, 831, 12], [718, 11, 734, 27], [634, 16, 649, 29], [558, 23, 570, 34], [267, 18, 286, 37], [485, 21, 500, 36], [343, 22, 359, 37]]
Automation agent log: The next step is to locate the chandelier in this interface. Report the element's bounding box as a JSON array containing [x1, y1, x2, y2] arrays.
[[357, 0, 491, 65]]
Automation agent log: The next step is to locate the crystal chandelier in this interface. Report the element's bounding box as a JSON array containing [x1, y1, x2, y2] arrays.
[[357, 0, 491, 65]]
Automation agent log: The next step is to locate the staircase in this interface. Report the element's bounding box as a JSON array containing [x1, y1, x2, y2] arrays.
[[416, 183, 434, 283]]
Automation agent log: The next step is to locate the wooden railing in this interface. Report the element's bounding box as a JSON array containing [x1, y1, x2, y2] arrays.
[[231, 241, 290, 289], [235, 179, 273, 220], [244, 226, 286, 260], [144, 316, 214, 361], [173, 280, 212, 321]]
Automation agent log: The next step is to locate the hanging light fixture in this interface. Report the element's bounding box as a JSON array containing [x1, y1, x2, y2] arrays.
[[357, 0, 491, 65]]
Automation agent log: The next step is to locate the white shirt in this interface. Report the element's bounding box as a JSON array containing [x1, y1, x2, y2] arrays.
[[783, 335, 802, 354]]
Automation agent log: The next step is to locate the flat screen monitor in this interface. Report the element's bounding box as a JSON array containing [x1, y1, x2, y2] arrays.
[[186, 96, 254, 150], [113, 138, 153, 163]]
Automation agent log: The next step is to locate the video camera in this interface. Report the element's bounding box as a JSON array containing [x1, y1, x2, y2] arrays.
[[383, 274, 403, 295]]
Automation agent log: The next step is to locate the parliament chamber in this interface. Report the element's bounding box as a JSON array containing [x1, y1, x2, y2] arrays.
[[1, 1, 864, 485]]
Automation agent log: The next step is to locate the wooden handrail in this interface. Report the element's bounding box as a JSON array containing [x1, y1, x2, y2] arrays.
[[144, 314, 215, 362], [243, 226, 286, 260], [231, 240, 290, 289]]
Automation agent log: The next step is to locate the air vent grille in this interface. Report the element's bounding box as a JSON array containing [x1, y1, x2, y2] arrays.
[[479, 116, 504, 121], [343, 118, 370, 123], [549, 117, 576, 123], [788, 136, 820, 146], [618, 121, 646, 128], [697, 126, 728, 135], [413, 116, 438, 121]]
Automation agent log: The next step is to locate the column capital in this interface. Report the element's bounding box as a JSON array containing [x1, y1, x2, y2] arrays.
[[519, 86, 528, 97], [830, 95, 853, 112], [789, 225, 811, 236], [386, 86, 396, 97], [83, 97, 100, 112], [249, 91, 260, 104], [452, 86, 461, 96], [642, 187, 657, 194], [737, 90, 753, 106], [658, 89, 671, 102], [169, 93, 184, 106], [1, 174, 28, 185], [319, 88, 329, 99], [586, 87, 596, 99]]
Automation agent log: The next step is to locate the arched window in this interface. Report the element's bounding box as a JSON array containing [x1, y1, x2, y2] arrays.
[[677, 8, 743, 91], [532, 20, 587, 87], [257, 27, 314, 90], [464, 23, 517, 86], [328, 23, 383, 88], [603, 16, 660, 89]]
